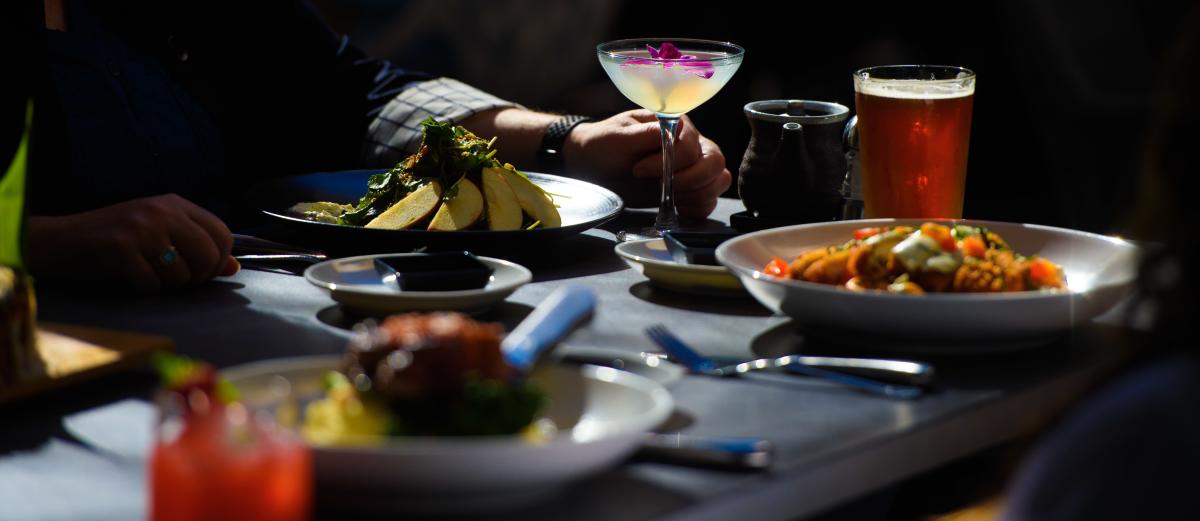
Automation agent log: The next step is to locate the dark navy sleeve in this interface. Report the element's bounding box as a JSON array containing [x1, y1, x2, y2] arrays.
[[1001, 356, 1200, 521], [22, 0, 517, 216]]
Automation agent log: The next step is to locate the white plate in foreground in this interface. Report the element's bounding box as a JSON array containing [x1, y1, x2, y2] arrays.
[[615, 239, 744, 295], [716, 219, 1139, 350], [304, 254, 531, 315], [222, 355, 673, 512]]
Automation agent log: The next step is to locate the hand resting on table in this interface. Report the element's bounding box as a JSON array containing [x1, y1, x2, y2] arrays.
[[27, 194, 239, 294]]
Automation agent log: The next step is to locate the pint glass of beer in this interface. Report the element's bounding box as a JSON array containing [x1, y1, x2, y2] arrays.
[[852, 65, 975, 218]]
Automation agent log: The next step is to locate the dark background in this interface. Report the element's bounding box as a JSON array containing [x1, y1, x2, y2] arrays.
[[309, 0, 1191, 235]]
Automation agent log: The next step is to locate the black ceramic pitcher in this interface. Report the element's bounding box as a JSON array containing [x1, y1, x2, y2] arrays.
[[738, 100, 851, 223]]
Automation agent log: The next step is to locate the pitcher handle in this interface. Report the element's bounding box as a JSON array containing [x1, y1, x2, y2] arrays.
[[841, 116, 864, 220]]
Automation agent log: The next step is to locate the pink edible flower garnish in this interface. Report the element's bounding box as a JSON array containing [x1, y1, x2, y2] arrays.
[[647, 42, 684, 60], [622, 42, 715, 79]]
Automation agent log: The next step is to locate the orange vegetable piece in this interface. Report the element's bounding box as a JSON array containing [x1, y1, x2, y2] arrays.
[[960, 235, 987, 258], [764, 256, 791, 278], [920, 223, 956, 252], [853, 227, 883, 241], [1028, 258, 1063, 288]]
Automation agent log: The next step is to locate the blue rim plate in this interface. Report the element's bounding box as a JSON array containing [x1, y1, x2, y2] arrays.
[[246, 170, 623, 256]]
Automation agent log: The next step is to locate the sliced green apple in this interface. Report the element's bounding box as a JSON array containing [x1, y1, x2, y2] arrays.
[[365, 181, 442, 230], [481, 167, 524, 231], [427, 177, 484, 231], [499, 167, 561, 228]]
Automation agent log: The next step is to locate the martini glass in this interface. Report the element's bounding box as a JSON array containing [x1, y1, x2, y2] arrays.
[[597, 38, 744, 242]]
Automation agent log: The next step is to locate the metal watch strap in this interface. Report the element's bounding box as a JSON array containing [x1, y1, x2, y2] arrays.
[[537, 114, 592, 173]]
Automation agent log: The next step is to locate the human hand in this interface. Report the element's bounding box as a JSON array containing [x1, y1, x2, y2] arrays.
[[27, 194, 239, 294], [563, 109, 731, 219]]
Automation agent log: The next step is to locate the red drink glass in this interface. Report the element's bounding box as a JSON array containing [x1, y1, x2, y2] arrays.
[[149, 394, 311, 521], [852, 65, 975, 218]]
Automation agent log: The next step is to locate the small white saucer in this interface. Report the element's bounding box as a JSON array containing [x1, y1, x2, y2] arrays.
[[614, 239, 744, 295], [304, 253, 532, 315]]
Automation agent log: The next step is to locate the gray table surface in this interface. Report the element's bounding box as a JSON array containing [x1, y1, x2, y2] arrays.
[[0, 199, 1124, 521]]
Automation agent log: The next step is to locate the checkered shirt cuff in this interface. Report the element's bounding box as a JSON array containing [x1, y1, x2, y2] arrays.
[[361, 77, 523, 166]]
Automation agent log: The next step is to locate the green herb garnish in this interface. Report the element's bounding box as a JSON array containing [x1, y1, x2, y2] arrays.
[[384, 376, 546, 436], [340, 118, 502, 226], [153, 353, 239, 405]]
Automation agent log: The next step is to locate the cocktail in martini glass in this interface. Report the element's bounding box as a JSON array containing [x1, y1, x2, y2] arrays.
[[597, 38, 744, 241]]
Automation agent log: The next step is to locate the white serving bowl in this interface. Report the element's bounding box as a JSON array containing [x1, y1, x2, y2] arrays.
[[716, 219, 1139, 350]]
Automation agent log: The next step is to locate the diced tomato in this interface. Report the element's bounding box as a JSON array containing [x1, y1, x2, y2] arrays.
[[920, 223, 956, 252], [764, 256, 791, 278], [960, 235, 986, 258], [1028, 258, 1062, 288], [853, 227, 883, 241]]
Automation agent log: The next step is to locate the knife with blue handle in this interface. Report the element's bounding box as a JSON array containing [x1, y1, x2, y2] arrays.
[[502, 285, 597, 373], [638, 434, 774, 469]]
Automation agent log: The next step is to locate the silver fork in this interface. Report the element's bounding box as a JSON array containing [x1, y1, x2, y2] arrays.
[[639, 352, 933, 386], [645, 324, 925, 399]]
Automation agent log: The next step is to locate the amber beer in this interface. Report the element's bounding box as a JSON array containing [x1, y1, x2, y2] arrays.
[[853, 66, 975, 218]]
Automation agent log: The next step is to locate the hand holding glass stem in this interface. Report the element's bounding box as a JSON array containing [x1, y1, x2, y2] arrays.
[[597, 38, 744, 241]]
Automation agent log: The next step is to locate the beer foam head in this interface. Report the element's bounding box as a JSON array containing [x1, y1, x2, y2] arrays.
[[855, 77, 975, 99]]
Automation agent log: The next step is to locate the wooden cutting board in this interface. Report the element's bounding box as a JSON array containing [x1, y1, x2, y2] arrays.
[[0, 322, 174, 404]]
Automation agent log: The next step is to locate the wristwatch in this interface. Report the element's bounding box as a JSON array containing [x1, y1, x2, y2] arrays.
[[537, 114, 592, 173]]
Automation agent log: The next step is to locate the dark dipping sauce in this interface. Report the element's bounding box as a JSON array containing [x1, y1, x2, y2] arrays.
[[373, 252, 494, 291]]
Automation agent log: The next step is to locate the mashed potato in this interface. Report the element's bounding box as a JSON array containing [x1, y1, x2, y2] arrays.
[[301, 373, 391, 446]]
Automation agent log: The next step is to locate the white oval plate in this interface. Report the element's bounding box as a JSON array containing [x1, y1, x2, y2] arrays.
[[222, 355, 673, 512], [304, 254, 531, 315], [615, 239, 744, 295], [716, 219, 1139, 350]]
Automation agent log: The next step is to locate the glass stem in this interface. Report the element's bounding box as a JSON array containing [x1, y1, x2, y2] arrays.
[[654, 115, 681, 232]]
